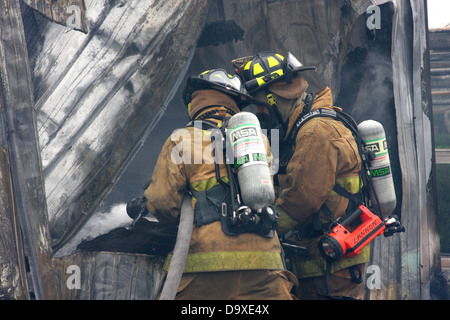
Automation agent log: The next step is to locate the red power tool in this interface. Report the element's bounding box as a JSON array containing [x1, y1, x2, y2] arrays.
[[319, 205, 387, 261]]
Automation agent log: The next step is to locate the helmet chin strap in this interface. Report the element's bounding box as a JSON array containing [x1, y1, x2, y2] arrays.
[[264, 90, 287, 140]]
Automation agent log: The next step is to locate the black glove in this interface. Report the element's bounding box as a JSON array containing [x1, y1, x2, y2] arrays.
[[259, 206, 279, 236], [126, 197, 149, 220], [383, 215, 405, 237]]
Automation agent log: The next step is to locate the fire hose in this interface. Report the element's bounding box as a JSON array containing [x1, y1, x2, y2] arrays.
[[159, 192, 193, 300], [126, 192, 193, 300]]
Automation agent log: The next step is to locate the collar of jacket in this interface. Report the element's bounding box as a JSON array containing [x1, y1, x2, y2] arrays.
[[195, 106, 235, 123], [283, 86, 343, 141], [189, 89, 240, 119]]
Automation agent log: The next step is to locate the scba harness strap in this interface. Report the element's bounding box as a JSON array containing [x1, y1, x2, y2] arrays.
[[190, 185, 229, 227], [279, 96, 372, 239], [185, 118, 229, 228], [185, 118, 277, 238]]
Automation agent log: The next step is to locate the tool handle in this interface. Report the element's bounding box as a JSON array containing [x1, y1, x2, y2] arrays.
[[340, 206, 364, 227]]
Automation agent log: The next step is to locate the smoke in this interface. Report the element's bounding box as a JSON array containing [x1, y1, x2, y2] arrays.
[[197, 20, 244, 48], [54, 202, 133, 257]]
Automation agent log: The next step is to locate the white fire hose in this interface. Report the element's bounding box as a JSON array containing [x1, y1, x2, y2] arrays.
[[159, 192, 193, 300]]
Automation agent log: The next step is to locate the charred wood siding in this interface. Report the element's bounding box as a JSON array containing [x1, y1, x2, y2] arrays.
[[0, 0, 58, 299], [53, 252, 166, 300], [429, 28, 450, 137], [25, 0, 210, 251], [429, 27, 450, 298], [22, 0, 88, 33], [1, 0, 210, 300]]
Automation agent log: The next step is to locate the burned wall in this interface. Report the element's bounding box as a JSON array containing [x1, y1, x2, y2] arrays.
[[14, 0, 440, 300]]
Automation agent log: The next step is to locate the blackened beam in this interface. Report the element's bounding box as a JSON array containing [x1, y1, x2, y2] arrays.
[[0, 0, 59, 299]]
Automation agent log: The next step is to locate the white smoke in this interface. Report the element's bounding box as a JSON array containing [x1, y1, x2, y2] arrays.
[[54, 202, 133, 257]]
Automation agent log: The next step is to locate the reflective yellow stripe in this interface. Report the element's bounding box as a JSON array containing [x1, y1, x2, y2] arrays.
[[275, 53, 285, 61], [329, 175, 362, 196], [291, 245, 370, 279], [256, 77, 266, 86], [267, 56, 280, 68], [271, 69, 284, 78], [253, 62, 264, 76], [190, 177, 229, 193], [164, 251, 285, 272]]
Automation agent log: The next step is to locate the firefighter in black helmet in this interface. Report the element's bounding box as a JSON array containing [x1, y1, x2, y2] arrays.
[[233, 52, 315, 140], [233, 51, 368, 300]]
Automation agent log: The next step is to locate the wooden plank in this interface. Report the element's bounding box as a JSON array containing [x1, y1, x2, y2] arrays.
[[388, 0, 441, 299], [0, 0, 59, 299], [441, 254, 450, 299], [53, 252, 166, 300], [421, 2, 444, 301], [0, 100, 29, 299], [429, 79, 450, 91], [435, 149, 450, 164], [442, 254, 450, 272], [431, 68, 450, 76], [428, 28, 450, 50], [22, 0, 88, 33]]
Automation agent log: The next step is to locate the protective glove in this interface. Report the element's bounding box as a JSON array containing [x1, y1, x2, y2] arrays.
[[126, 197, 149, 220]]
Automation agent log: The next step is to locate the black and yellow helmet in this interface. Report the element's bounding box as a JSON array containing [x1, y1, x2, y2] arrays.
[[182, 68, 253, 108], [233, 51, 316, 94]]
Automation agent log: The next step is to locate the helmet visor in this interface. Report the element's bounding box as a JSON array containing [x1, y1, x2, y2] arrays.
[[286, 51, 316, 73], [286, 52, 303, 69], [206, 69, 243, 93]]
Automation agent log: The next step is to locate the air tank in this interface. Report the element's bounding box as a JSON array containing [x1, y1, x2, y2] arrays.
[[227, 112, 275, 210], [357, 120, 397, 217]]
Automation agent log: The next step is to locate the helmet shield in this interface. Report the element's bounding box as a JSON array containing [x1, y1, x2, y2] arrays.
[[286, 52, 304, 70], [208, 69, 243, 92]]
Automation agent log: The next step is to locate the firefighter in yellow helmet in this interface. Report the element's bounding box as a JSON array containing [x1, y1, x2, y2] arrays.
[[134, 68, 297, 300], [233, 51, 368, 300]]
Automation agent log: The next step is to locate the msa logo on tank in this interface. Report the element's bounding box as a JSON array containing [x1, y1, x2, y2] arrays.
[[370, 166, 391, 178], [365, 137, 387, 156], [364, 136, 391, 178], [229, 124, 268, 170], [230, 126, 259, 142]]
